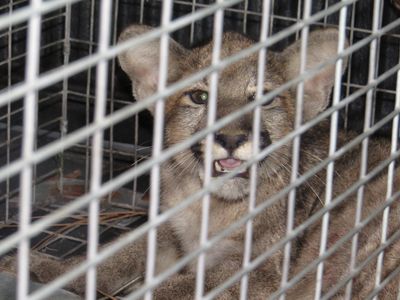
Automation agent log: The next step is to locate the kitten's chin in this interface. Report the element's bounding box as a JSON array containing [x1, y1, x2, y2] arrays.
[[198, 168, 249, 201], [212, 177, 249, 201]]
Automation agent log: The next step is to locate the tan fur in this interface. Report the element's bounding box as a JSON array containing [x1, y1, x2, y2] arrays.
[[9, 26, 400, 299]]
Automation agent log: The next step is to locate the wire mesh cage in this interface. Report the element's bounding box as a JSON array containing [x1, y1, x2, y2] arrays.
[[0, 0, 400, 299]]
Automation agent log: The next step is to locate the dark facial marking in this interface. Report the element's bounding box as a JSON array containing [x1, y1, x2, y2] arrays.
[[260, 131, 272, 150], [191, 143, 202, 159]]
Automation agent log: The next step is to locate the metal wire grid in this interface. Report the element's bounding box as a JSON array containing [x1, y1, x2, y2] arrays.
[[0, 0, 399, 299], [0, 0, 152, 218], [0, 1, 62, 222], [1, 0, 399, 215]]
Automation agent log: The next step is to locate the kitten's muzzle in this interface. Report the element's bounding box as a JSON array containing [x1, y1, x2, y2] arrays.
[[191, 131, 271, 178], [215, 134, 247, 154], [215, 132, 271, 153]]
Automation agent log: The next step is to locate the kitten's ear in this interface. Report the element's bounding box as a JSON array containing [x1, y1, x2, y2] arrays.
[[283, 28, 349, 121], [118, 25, 189, 111]]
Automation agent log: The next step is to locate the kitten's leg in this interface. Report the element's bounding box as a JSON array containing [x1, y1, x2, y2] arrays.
[[28, 234, 148, 295], [10, 222, 180, 296]]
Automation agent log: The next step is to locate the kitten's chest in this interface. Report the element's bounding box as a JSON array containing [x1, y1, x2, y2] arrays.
[[166, 194, 248, 253]]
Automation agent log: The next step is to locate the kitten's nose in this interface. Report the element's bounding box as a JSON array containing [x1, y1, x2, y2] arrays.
[[215, 134, 247, 152]]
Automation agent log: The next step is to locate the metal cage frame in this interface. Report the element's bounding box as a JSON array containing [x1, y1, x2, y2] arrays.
[[0, 0, 400, 299]]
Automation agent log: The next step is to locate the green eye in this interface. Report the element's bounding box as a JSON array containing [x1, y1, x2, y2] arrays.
[[187, 90, 208, 104]]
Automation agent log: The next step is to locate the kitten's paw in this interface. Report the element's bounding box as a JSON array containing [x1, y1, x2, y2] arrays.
[[29, 252, 67, 283], [0, 255, 18, 274], [152, 274, 195, 300], [0, 252, 70, 288]]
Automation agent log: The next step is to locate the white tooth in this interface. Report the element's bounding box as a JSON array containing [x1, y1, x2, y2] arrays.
[[214, 161, 222, 172]]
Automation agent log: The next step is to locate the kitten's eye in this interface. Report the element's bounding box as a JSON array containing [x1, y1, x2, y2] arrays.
[[186, 90, 209, 104]]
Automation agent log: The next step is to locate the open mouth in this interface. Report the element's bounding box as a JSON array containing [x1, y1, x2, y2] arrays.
[[213, 158, 249, 178]]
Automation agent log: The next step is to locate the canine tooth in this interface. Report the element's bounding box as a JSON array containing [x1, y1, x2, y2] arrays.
[[214, 161, 223, 172]]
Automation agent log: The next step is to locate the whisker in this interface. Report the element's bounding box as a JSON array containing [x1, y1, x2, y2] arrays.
[[269, 153, 324, 206]]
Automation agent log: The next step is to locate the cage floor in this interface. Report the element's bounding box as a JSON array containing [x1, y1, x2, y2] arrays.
[[0, 153, 149, 298]]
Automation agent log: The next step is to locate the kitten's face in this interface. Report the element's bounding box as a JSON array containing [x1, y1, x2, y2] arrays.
[[119, 26, 345, 201]]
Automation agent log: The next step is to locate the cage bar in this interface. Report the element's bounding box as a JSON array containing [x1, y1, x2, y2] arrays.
[[17, 0, 42, 298], [144, 1, 173, 299], [85, 0, 112, 298], [316, 2, 348, 299], [240, 1, 271, 299], [281, 1, 311, 298], [194, 1, 224, 298]]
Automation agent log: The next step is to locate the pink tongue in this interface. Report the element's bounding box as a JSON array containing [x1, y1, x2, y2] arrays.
[[218, 158, 242, 169]]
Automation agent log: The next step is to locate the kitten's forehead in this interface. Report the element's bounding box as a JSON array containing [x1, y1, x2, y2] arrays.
[[193, 55, 283, 99], [195, 31, 254, 63], [190, 34, 284, 94], [217, 59, 257, 98]]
